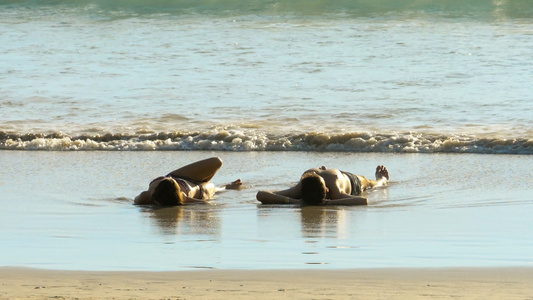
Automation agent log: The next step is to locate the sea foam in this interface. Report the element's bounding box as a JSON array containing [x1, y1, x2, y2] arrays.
[[1, 130, 531, 154]]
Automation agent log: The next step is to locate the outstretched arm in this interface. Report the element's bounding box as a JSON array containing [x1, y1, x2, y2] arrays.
[[326, 194, 368, 206], [256, 181, 302, 204], [256, 191, 302, 204]]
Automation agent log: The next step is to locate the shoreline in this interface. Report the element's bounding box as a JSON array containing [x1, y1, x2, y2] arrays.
[[1, 267, 531, 299]]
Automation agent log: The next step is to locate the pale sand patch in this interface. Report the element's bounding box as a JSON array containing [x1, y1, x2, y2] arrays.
[[0, 267, 531, 299]]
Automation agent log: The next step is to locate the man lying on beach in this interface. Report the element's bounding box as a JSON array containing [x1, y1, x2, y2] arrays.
[[134, 157, 242, 206], [256, 165, 389, 206]]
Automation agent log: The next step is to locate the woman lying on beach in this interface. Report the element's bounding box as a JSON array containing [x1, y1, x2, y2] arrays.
[[134, 157, 242, 206], [256, 165, 389, 206]]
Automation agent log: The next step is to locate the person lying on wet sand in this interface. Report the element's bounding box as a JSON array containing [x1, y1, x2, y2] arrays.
[[256, 165, 389, 206], [135, 157, 242, 206]]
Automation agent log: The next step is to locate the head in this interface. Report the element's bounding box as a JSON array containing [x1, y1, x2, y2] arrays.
[[151, 178, 184, 206], [300, 172, 328, 205]]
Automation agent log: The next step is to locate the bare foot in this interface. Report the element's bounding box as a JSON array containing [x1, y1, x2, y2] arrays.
[[225, 179, 243, 190], [375, 165, 389, 181]]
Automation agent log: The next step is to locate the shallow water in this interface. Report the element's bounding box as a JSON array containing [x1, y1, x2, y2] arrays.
[[1, 151, 531, 271]]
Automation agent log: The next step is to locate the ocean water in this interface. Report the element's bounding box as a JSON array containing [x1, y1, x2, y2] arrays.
[[0, 0, 532, 271], [1, 0, 532, 153]]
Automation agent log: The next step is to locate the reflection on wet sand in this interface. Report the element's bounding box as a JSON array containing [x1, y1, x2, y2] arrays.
[[299, 207, 348, 239], [139, 206, 221, 236], [256, 205, 352, 240]]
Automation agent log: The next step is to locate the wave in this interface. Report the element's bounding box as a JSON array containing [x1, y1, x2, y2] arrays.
[[1, 130, 531, 154], [2, 0, 532, 19]]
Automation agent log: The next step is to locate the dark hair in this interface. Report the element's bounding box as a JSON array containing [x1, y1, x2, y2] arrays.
[[300, 173, 327, 205], [151, 178, 184, 206]]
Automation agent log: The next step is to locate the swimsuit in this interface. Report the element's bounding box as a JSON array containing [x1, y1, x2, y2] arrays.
[[150, 175, 206, 199], [169, 176, 193, 195], [340, 171, 362, 196]]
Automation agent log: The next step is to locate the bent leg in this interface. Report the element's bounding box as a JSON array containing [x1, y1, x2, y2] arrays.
[[167, 157, 223, 182]]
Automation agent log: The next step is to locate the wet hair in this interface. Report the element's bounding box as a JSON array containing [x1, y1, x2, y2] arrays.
[[300, 172, 327, 205], [151, 178, 184, 206]]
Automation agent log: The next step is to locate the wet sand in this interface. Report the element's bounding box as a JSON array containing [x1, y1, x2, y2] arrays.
[[1, 151, 532, 271], [1, 267, 531, 299]]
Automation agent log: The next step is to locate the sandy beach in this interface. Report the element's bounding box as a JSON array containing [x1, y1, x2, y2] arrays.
[[1, 267, 531, 299]]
